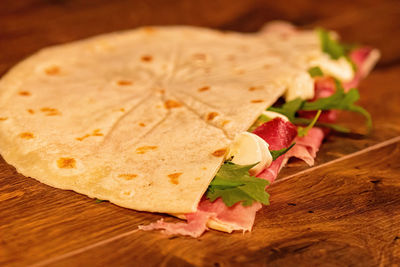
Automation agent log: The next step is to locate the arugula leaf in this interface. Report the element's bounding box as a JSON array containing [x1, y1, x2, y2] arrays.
[[301, 80, 372, 132], [248, 113, 271, 132], [301, 80, 349, 110], [270, 143, 296, 161], [293, 117, 351, 133], [206, 162, 269, 207], [267, 98, 303, 121], [317, 28, 346, 60], [267, 80, 371, 133], [308, 66, 324, 78], [298, 110, 322, 137], [317, 28, 357, 72]]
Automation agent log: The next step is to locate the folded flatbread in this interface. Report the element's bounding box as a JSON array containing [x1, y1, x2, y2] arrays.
[[0, 25, 351, 215]]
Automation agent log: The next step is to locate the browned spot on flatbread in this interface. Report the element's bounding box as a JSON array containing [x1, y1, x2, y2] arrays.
[[118, 174, 138, 180], [117, 80, 133, 86], [249, 86, 263, 91], [212, 148, 226, 157], [0, 117, 8, 121], [164, 100, 182, 109], [138, 122, 146, 127], [19, 132, 34, 139], [202, 167, 207, 170], [40, 107, 61, 116], [57, 157, 76, 169], [76, 134, 90, 141], [141, 55, 152, 62], [76, 129, 103, 141], [45, 66, 60, 75], [120, 108, 125, 112], [18, 91, 31, 96], [251, 99, 264, 103], [237, 69, 245, 75], [195, 177, 201, 181], [158, 89, 165, 94], [240, 45, 249, 51], [221, 120, 230, 126], [206, 112, 219, 121], [75, 129, 104, 141], [168, 172, 182, 185], [226, 54, 236, 61], [136, 146, 158, 154], [27, 109, 34, 114], [192, 53, 207, 60], [92, 129, 103, 136], [198, 86, 210, 92]]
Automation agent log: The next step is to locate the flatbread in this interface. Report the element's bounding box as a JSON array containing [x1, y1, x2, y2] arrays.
[[0, 26, 320, 213]]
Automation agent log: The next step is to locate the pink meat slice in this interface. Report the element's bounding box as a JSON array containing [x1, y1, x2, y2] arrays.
[[253, 118, 298, 184], [197, 198, 263, 232], [139, 118, 297, 237], [287, 47, 377, 165], [252, 117, 298, 151], [139, 48, 378, 238], [344, 47, 377, 90], [138, 210, 215, 238], [298, 77, 337, 123], [299, 47, 376, 122], [284, 127, 324, 166]]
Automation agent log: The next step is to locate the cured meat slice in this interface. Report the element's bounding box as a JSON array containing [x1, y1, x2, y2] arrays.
[[139, 210, 214, 238], [140, 118, 298, 237], [285, 127, 324, 166], [139, 47, 379, 237], [252, 118, 298, 151]]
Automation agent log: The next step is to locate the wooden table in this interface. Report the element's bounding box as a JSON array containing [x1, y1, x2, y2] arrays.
[[1, 1, 400, 266]]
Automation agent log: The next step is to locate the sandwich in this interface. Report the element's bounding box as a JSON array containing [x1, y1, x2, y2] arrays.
[[0, 22, 379, 237]]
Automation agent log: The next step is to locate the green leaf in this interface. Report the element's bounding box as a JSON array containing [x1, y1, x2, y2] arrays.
[[301, 80, 347, 110], [308, 66, 324, 78], [267, 79, 371, 134], [267, 98, 303, 121], [270, 143, 296, 161], [346, 55, 358, 72], [317, 28, 357, 72], [317, 28, 346, 60], [248, 113, 272, 132], [298, 110, 322, 137], [95, 198, 108, 203], [346, 104, 372, 132], [206, 162, 270, 207], [300, 80, 372, 133], [293, 117, 351, 133]]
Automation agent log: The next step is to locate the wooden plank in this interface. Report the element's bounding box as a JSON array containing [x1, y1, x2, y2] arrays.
[[36, 141, 400, 267], [1, 0, 399, 76], [0, 160, 166, 266], [0, 0, 261, 76], [223, 0, 400, 66], [0, 0, 400, 266]]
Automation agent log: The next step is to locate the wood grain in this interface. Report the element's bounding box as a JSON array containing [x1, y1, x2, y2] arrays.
[[35, 141, 400, 267], [0, 0, 400, 266]]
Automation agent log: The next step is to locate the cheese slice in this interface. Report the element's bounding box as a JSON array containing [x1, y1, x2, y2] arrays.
[[226, 132, 272, 175]]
